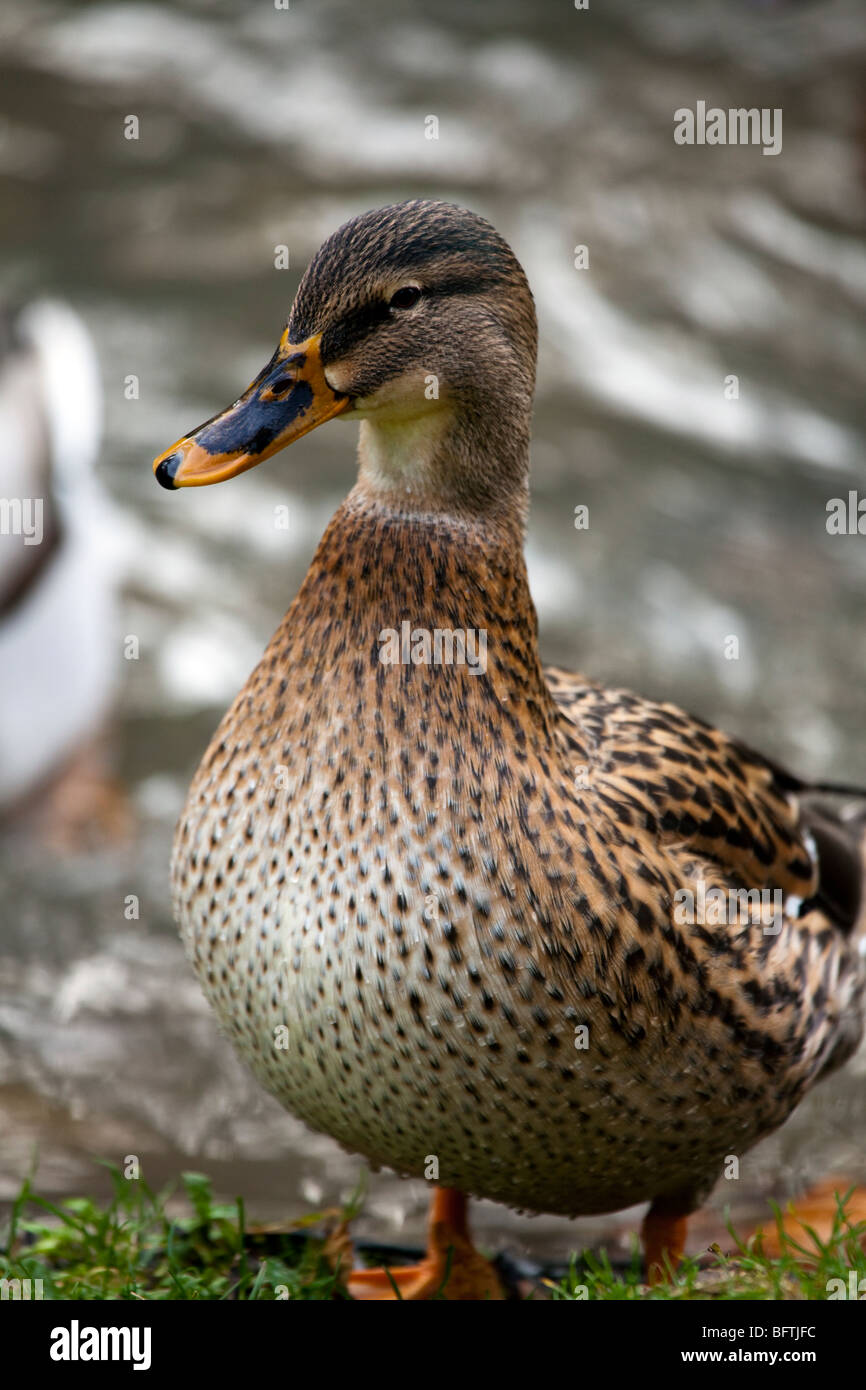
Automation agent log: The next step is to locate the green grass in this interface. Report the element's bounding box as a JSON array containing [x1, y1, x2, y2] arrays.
[[1, 1166, 863, 1300], [548, 1189, 866, 1301], [0, 1166, 348, 1300]]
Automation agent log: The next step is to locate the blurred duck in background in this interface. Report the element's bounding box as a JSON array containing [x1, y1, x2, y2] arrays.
[[0, 300, 127, 848]]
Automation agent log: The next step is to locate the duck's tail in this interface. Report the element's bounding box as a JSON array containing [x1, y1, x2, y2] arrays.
[[797, 788, 866, 940]]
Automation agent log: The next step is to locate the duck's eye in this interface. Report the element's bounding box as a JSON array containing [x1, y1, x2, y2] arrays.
[[389, 286, 422, 310]]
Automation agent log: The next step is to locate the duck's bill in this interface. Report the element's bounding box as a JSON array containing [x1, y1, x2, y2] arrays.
[[153, 331, 349, 489]]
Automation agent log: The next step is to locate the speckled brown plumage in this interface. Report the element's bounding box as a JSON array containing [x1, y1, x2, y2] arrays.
[[165, 200, 865, 1240]]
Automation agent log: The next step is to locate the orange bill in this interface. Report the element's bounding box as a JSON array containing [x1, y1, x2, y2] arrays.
[[153, 331, 349, 489]]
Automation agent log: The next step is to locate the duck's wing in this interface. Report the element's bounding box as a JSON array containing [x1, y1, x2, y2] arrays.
[[545, 666, 865, 936]]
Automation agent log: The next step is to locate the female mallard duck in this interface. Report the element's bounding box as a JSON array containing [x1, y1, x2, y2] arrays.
[[154, 200, 865, 1298]]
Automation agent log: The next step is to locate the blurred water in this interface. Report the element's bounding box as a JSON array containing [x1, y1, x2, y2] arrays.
[[1, 0, 865, 1258]]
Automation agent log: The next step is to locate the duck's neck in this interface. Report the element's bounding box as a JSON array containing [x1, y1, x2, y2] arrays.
[[354, 398, 531, 523], [287, 480, 555, 733]]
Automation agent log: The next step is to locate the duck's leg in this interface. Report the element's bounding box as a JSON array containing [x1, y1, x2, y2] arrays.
[[642, 1198, 689, 1286], [348, 1187, 504, 1300]]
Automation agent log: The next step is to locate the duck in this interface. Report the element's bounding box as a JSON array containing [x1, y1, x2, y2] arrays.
[[153, 199, 866, 1299]]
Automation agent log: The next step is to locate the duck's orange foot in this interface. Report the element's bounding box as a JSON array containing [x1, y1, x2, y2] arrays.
[[642, 1201, 689, 1287], [347, 1188, 505, 1301], [348, 1248, 502, 1300]]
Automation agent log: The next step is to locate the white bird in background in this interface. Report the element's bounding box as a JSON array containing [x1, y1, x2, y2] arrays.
[[0, 300, 125, 843]]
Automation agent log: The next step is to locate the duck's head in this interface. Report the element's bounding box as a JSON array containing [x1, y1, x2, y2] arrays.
[[153, 200, 537, 514]]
